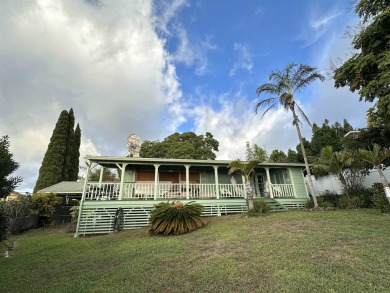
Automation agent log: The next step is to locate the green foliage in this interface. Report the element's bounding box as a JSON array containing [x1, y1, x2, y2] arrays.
[[34, 109, 81, 193], [311, 119, 354, 156], [0, 135, 22, 198], [229, 159, 261, 209], [267, 148, 299, 163], [268, 149, 287, 163], [0, 203, 10, 242], [69, 123, 81, 181], [358, 143, 390, 167], [338, 195, 364, 209], [333, 1, 390, 124], [140, 132, 219, 160], [246, 200, 271, 217], [31, 193, 61, 218], [245, 142, 268, 161], [2, 195, 32, 219], [62, 108, 75, 181], [305, 196, 336, 209], [69, 205, 79, 223], [371, 183, 390, 213], [314, 146, 368, 195], [149, 201, 206, 235], [306, 188, 374, 209], [89, 168, 119, 182]]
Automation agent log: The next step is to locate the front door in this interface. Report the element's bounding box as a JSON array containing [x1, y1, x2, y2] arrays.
[[256, 174, 266, 197]]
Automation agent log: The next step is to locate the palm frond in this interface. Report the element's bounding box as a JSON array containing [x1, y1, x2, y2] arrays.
[[255, 98, 277, 114], [294, 103, 312, 127], [358, 144, 390, 165], [228, 159, 261, 179], [256, 83, 280, 95]]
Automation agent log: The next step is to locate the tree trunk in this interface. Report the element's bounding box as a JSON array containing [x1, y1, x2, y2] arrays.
[[376, 166, 390, 204], [245, 180, 254, 210], [292, 111, 320, 208]]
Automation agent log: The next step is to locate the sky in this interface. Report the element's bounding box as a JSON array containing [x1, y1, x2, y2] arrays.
[[0, 0, 372, 193]]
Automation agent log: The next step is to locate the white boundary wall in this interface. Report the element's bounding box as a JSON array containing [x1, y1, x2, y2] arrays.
[[306, 169, 390, 195]]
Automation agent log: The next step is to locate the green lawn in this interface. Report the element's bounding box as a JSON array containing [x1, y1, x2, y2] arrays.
[[1, 210, 390, 293]]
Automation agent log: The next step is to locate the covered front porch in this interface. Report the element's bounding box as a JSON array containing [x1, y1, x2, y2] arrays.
[[83, 157, 298, 201]]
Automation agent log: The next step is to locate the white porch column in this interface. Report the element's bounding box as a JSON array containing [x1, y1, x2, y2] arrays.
[[185, 165, 190, 199], [98, 167, 104, 187], [241, 175, 247, 198], [154, 164, 160, 200], [213, 166, 219, 199], [265, 167, 274, 198], [75, 161, 92, 237], [118, 163, 127, 200]]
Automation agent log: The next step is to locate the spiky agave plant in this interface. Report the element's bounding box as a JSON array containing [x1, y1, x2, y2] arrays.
[[149, 201, 206, 235]]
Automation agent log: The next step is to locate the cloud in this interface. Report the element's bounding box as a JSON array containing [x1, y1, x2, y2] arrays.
[[153, 0, 189, 35], [229, 43, 253, 77], [0, 0, 183, 191], [297, 8, 344, 48], [189, 92, 302, 160]]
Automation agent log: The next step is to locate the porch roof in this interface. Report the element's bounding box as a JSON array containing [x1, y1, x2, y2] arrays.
[[38, 181, 84, 194], [85, 156, 307, 168]]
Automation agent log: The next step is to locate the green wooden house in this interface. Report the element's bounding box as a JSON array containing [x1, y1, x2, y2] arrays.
[[75, 156, 309, 237]]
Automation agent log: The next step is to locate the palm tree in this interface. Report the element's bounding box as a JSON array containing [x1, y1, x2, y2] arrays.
[[255, 63, 324, 208], [358, 144, 390, 203], [228, 159, 261, 209], [314, 146, 366, 196]]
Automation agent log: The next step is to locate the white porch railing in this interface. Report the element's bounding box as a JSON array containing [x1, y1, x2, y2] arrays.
[[270, 184, 295, 197], [85, 182, 246, 200]]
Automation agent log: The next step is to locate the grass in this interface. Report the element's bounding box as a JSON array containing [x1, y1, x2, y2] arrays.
[[1, 209, 390, 292]]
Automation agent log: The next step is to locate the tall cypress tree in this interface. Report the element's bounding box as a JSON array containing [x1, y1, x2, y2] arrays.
[[34, 110, 70, 193], [69, 123, 81, 181], [34, 109, 82, 193], [62, 108, 75, 181]]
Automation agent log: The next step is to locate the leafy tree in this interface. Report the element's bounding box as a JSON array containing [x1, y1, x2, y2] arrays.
[[245, 142, 268, 161], [268, 149, 288, 163], [310, 119, 354, 156], [314, 146, 367, 196], [140, 132, 219, 160], [286, 148, 298, 163], [256, 63, 324, 208], [358, 144, 390, 203], [89, 168, 119, 182], [34, 109, 81, 193], [228, 159, 261, 210], [333, 0, 390, 124], [0, 136, 22, 198], [295, 137, 312, 163]]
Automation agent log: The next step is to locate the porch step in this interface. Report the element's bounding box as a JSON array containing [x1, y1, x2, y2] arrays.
[[254, 198, 288, 212]]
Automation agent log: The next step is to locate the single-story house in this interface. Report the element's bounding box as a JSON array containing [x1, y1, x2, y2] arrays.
[[74, 156, 310, 237]]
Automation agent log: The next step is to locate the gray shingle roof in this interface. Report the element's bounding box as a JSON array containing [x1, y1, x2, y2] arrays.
[[38, 181, 84, 194]]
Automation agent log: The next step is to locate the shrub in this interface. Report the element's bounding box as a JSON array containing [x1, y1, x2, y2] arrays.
[[69, 205, 79, 223], [246, 200, 271, 217], [348, 186, 374, 208], [3, 195, 32, 219], [149, 201, 206, 235], [337, 195, 364, 209], [320, 190, 340, 207], [0, 203, 10, 242], [371, 183, 390, 213], [31, 193, 61, 225], [305, 193, 337, 209]]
